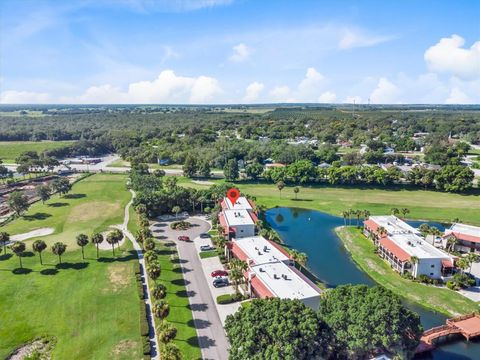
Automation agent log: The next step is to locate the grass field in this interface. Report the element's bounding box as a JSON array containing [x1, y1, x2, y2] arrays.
[[0, 140, 75, 163], [151, 242, 201, 359], [2, 174, 129, 248], [178, 178, 480, 226], [0, 173, 143, 359], [336, 227, 479, 316]]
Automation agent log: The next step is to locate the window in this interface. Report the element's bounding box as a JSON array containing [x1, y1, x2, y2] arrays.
[[431, 264, 435, 268], [430, 273, 434, 276]]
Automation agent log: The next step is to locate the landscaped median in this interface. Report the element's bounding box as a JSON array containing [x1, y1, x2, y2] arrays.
[[335, 226, 479, 317]]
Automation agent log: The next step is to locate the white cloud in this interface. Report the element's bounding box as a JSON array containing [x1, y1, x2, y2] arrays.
[[445, 87, 473, 104], [318, 91, 336, 103], [229, 43, 250, 62], [2, 70, 222, 104], [0, 90, 51, 104], [298, 67, 325, 99], [424, 34, 480, 80], [370, 77, 400, 104], [243, 81, 264, 102], [338, 28, 393, 50], [269, 85, 291, 102]]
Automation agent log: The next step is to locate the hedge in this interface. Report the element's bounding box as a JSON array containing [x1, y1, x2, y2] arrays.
[[216, 293, 245, 304]]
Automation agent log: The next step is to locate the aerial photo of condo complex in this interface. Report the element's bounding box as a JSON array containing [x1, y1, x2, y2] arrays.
[[1, 0, 479, 359]]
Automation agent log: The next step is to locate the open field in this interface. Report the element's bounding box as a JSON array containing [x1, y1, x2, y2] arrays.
[[0, 140, 75, 163], [2, 174, 129, 248], [179, 178, 480, 226], [150, 241, 201, 359], [0, 111, 46, 117], [335, 227, 479, 317]]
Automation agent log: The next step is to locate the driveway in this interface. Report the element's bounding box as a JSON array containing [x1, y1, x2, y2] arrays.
[[151, 216, 230, 360]]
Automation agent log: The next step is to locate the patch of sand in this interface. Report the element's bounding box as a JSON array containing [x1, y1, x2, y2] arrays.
[[10, 227, 54, 241], [97, 229, 126, 250], [103, 263, 131, 293], [110, 339, 139, 359], [192, 180, 214, 185]]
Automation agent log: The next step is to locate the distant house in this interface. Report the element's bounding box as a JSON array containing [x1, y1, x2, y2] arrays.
[[443, 223, 480, 254]]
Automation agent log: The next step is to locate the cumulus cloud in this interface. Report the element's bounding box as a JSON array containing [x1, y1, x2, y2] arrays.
[[229, 43, 250, 62], [269, 85, 291, 102], [445, 87, 473, 104], [298, 67, 326, 99], [424, 34, 480, 80], [0, 90, 51, 104], [243, 81, 264, 102], [1, 70, 222, 104], [369, 77, 400, 104], [318, 91, 336, 103]]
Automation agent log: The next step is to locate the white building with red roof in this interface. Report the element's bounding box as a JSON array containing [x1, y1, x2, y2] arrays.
[[364, 216, 455, 279], [444, 223, 480, 254]]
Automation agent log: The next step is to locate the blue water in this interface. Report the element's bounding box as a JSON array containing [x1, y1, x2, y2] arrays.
[[266, 207, 480, 359]]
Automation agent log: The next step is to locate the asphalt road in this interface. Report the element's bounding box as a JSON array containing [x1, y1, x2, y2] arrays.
[[151, 217, 230, 360]]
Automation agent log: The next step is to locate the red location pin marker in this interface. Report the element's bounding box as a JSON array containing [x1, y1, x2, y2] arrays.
[[226, 188, 240, 206]]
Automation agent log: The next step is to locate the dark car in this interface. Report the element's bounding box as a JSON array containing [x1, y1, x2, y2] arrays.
[[200, 245, 215, 251], [178, 236, 190, 242], [199, 233, 211, 239], [211, 270, 228, 278], [213, 277, 229, 288]]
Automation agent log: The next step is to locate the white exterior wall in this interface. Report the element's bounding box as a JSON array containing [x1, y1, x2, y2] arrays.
[[234, 224, 256, 238], [415, 258, 443, 279]]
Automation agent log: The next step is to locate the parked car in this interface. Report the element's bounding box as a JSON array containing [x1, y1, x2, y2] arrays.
[[178, 235, 190, 242], [200, 245, 215, 251], [211, 270, 228, 278], [199, 233, 211, 239], [213, 277, 229, 288]]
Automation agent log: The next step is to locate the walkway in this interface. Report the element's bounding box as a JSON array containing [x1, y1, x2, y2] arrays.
[[416, 313, 480, 353], [151, 216, 230, 360], [117, 190, 160, 360]]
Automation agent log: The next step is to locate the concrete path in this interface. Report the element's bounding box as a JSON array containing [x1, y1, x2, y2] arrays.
[[117, 190, 160, 360], [151, 216, 230, 360]]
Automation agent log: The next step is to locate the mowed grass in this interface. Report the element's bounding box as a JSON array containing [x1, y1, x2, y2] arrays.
[[335, 227, 479, 317], [178, 178, 480, 225], [0, 140, 75, 163], [0, 244, 143, 359], [2, 174, 129, 249], [151, 242, 201, 360]]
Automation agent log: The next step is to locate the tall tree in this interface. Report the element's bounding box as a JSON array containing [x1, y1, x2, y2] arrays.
[[36, 184, 51, 204], [51, 177, 72, 197], [52, 242, 67, 264], [106, 229, 123, 256], [171, 206, 181, 218], [90, 232, 104, 259], [32, 239, 47, 265], [147, 261, 161, 280], [11, 242, 26, 268], [276, 181, 285, 198], [8, 191, 29, 216], [153, 300, 170, 320], [76, 233, 89, 259], [0, 232, 10, 255], [293, 186, 300, 200], [182, 154, 198, 178], [223, 159, 239, 181]]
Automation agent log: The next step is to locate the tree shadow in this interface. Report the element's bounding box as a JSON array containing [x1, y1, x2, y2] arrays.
[[291, 198, 313, 202], [176, 289, 196, 298], [155, 235, 168, 240], [171, 258, 188, 264], [157, 249, 176, 256], [64, 193, 86, 199], [56, 262, 89, 270], [173, 266, 191, 273], [21, 251, 35, 258], [187, 318, 211, 329], [0, 253, 13, 261], [23, 212, 52, 221], [48, 202, 69, 207], [192, 335, 215, 348], [187, 303, 208, 312], [12, 268, 32, 275], [171, 278, 190, 286], [153, 223, 167, 228], [40, 268, 59, 276]]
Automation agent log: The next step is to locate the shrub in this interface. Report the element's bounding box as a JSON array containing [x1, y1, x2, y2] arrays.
[[157, 321, 177, 343], [152, 283, 167, 300], [142, 336, 151, 355], [170, 220, 192, 230], [217, 293, 244, 304], [139, 301, 149, 336], [446, 281, 458, 290]]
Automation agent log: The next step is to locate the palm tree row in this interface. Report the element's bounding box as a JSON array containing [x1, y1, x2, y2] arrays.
[[390, 207, 410, 218], [341, 209, 371, 227]]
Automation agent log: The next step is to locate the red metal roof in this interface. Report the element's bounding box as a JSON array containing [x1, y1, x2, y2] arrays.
[[220, 199, 227, 210], [247, 198, 256, 209], [445, 231, 480, 244], [379, 237, 411, 262], [442, 259, 454, 268], [218, 213, 228, 234], [250, 274, 274, 298], [364, 219, 380, 233], [231, 241, 249, 262]]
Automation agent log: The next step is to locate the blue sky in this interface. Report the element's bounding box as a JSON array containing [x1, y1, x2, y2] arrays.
[[1, 0, 479, 104]]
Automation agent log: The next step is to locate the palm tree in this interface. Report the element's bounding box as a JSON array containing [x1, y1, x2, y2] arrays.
[[409, 256, 419, 277], [11, 242, 26, 268], [52, 242, 67, 264], [341, 211, 349, 226], [90, 233, 104, 259], [296, 252, 308, 269], [76, 234, 89, 259], [446, 235, 458, 253], [32, 239, 47, 265], [466, 253, 480, 274], [293, 186, 300, 200], [457, 258, 469, 274], [0, 232, 10, 255], [172, 206, 181, 219], [229, 266, 244, 294], [160, 342, 181, 360], [363, 210, 371, 221], [157, 321, 177, 343], [106, 229, 123, 256], [355, 210, 362, 228], [147, 261, 161, 280], [276, 181, 285, 198], [401, 208, 410, 219], [377, 226, 387, 239], [153, 300, 170, 320], [144, 250, 158, 263], [348, 209, 353, 226], [391, 208, 400, 217], [152, 283, 167, 300]]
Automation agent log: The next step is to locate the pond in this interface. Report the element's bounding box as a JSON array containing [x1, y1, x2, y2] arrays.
[[266, 207, 479, 360]]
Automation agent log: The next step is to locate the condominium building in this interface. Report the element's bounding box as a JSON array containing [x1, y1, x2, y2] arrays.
[[444, 223, 480, 254]]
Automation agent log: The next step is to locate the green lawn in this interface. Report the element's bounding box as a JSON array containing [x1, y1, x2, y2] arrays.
[[335, 226, 479, 317], [2, 174, 129, 249], [151, 242, 201, 359], [0, 140, 75, 163]]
